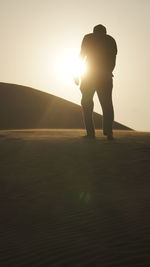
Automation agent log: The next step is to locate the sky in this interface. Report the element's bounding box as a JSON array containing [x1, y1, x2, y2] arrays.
[[0, 0, 150, 131]]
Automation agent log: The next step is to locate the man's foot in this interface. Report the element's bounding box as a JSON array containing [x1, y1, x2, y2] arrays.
[[82, 135, 96, 140], [107, 133, 114, 140]]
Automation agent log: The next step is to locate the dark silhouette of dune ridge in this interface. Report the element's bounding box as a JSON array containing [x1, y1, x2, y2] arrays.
[[0, 82, 131, 130]]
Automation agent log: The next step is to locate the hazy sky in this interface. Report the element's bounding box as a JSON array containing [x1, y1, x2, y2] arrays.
[[0, 0, 150, 131]]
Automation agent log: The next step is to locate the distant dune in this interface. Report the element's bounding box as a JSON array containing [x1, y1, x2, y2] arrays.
[[0, 82, 131, 130]]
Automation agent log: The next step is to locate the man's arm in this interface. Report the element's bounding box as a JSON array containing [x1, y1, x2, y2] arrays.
[[74, 35, 89, 86], [80, 34, 92, 59], [80, 36, 87, 59], [106, 35, 118, 73]]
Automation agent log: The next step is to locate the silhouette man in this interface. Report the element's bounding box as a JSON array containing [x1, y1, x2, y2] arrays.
[[79, 24, 117, 139]]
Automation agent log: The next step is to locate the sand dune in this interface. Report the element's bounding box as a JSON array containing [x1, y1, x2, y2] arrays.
[[0, 83, 131, 130], [0, 129, 150, 266]]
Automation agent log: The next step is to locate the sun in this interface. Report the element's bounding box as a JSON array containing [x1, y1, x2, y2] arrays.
[[58, 50, 87, 84]]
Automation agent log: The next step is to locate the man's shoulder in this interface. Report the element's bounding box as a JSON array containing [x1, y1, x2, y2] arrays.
[[106, 34, 117, 53], [106, 34, 117, 44], [83, 33, 93, 42]]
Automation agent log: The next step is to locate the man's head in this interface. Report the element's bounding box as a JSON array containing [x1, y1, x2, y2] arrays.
[[93, 24, 107, 36]]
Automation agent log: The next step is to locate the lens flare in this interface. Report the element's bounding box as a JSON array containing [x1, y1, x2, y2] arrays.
[[58, 51, 87, 83]]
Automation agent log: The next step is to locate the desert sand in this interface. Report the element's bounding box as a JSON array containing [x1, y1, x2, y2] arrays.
[[0, 129, 150, 266]]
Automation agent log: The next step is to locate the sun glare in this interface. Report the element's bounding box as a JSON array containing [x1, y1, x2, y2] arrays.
[[58, 50, 87, 84]]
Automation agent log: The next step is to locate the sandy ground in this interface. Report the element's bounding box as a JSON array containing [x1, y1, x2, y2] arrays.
[[0, 129, 150, 267]]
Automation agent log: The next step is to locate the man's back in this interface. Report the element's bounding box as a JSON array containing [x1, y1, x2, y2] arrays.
[[81, 33, 117, 76]]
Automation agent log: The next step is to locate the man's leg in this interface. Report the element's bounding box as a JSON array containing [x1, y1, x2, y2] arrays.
[[97, 77, 114, 137], [81, 87, 95, 137]]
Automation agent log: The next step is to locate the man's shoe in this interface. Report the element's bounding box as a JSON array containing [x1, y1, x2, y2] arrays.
[[82, 135, 96, 140], [107, 133, 114, 140]]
